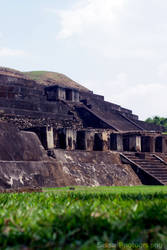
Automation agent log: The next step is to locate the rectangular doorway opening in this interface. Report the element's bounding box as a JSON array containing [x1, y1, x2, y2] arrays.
[[110, 134, 117, 150], [93, 133, 103, 151], [155, 136, 162, 153], [57, 131, 66, 149], [65, 89, 73, 101], [123, 136, 130, 151], [141, 136, 151, 152], [76, 131, 86, 150]]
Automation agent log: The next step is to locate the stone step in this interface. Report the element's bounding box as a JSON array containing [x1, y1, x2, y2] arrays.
[[122, 153, 167, 185], [158, 178, 167, 181], [142, 168, 167, 172], [144, 172, 167, 177], [129, 158, 161, 162], [126, 159, 161, 164], [144, 174, 167, 178], [146, 157, 159, 160], [136, 157, 160, 161], [135, 164, 166, 168], [128, 160, 165, 166], [154, 175, 167, 178], [153, 176, 167, 180], [140, 166, 166, 170], [151, 171, 167, 175], [134, 162, 164, 166], [153, 177, 167, 180], [138, 167, 167, 172]]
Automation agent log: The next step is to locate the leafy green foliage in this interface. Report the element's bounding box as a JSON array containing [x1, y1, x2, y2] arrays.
[[0, 186, 167, 249], [145, 116, 167, 131]]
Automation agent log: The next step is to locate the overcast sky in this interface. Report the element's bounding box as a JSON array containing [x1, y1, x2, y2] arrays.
[[0, 0, 167, 120]]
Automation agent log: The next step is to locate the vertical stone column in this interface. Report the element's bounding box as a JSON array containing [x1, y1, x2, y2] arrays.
[[66, 128, 76, 150], [162, 137, 167, 153], [76, 92, 80, 102], [58, 87, 66, 100], [102, 131, 110, 151], [117, 134, 123, 152], [71, 90, 75, 102], [46, 126, 54, 149], [150, 137, 155, 153], [129, 135, 141, 152], [85, 131, 94, 151], [53, 129, 59, 148]]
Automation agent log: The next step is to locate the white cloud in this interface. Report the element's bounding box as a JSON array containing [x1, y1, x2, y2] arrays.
[[85, 73, 167, 120], [46, 0, 167, 119], [55, 0, 162, 62], [108, 82, 167, 120], [56, 0, 125, 39], [0, 32, 3, 39], [0, 48, 25, 57], [157, 63, 167, 79]]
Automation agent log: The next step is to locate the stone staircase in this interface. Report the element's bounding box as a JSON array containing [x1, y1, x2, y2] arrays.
[[120, 152, 167, 185]]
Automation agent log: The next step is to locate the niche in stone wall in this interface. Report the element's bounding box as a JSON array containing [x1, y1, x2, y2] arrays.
[[93, 133, 103, 151], [123, 135, 129, 151], [110, 134, 117, 150], [46, 87, 59, 101], [57, 130, 66, 149], [65, 89, 73, 101], [141, 136, 150, 152], [155, 136, 162, 153], [76, 131, 86, 150]]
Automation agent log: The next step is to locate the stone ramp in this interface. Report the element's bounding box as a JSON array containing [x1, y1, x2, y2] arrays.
[[120, 152, 167, 185], [101, 110, 143, 131], [75, 104, 143, 131], [132, 119, 165, 132], [75, 105, 118, 130]]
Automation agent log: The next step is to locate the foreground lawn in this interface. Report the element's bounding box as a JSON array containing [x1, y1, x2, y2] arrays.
[[0, 186, 167, 249]]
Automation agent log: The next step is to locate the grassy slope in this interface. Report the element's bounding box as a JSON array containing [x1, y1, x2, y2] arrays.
[[0, 67, 90, 92], [0, 186, 167, 249], [23, 71, 90, 92]]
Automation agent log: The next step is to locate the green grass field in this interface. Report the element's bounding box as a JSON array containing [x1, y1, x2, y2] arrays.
[[0, 186, 167, 249]]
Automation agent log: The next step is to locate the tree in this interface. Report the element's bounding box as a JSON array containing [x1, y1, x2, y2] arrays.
[[145, 116, 167, 131]]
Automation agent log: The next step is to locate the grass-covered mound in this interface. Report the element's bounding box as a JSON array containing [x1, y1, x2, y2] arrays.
[[23, 71, 90, 92], [0, 66, 90, 92], [0, 186, 167, 249]]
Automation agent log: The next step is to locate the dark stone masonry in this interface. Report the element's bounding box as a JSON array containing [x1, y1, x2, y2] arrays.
[[0, 67, 166, 188]]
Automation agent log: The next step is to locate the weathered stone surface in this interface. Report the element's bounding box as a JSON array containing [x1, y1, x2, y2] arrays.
[[0, 155, 141, 189], [0, 122, 47, 161], [0, 161, 56, 188], [52, 150, 141, 186]]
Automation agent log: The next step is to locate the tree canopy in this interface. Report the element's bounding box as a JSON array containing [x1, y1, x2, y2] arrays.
[[145, 116, 167, 131]]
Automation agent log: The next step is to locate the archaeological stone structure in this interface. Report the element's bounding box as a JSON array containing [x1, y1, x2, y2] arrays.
[[0, 67, 166, 188]]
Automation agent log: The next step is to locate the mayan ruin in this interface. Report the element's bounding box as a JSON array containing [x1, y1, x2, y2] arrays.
[[0, 67, 165, 188]]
